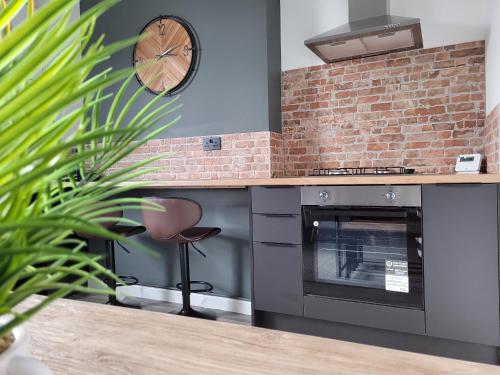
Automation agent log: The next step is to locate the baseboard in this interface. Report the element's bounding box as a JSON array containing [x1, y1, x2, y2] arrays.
[[117, 285, 252, 316]]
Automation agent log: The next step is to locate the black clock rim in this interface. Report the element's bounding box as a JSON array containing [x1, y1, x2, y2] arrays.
[[132, 15, 200, 96]]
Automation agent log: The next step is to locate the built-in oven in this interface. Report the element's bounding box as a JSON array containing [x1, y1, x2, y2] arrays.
[[302, 185, 423, 310]]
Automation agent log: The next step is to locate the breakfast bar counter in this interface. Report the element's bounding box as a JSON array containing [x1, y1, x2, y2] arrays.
[[120, 174, 500, 189], [25, 296, 500, 375]]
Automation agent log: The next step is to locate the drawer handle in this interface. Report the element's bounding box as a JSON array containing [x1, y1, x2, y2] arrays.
[[259, 242, 297, 247], [261, 214, 296, 218]]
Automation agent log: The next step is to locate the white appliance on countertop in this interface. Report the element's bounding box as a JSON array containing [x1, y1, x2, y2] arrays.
[[455, 154, 482, 174]]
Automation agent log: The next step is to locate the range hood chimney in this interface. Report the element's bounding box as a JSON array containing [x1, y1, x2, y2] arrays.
[[305, 0, 423, 64]]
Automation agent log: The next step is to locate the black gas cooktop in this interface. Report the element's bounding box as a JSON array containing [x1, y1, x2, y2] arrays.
[[310, 167, 416, 176]]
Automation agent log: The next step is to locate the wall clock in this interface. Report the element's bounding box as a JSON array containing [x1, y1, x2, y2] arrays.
[[133, 15, 199, 95]]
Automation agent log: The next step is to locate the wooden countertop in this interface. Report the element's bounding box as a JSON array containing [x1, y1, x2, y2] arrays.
[[121, 174, 500, 189], [25, 297, 500, 375]]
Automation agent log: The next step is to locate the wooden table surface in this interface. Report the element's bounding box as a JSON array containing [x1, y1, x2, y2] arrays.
[[24, 297, 500, 375], [119, 174, 500, 189]]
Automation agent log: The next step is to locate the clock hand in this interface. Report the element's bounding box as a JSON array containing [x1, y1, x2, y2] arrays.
[[157, 45, 181, 59], [166, 44, 181, 54], [156, 52, 178, 60], [163, 45, 177, 56]]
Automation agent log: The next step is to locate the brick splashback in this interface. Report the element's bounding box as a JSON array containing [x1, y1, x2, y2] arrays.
[[484, 104, 500, 173], [109, 131, 284, 181], [282, 41, 486, 176], [113, 41, 495, 181]]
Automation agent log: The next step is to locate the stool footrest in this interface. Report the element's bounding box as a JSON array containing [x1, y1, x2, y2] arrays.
[[117, 275, 139, 287], [176, 280, 213, 294]]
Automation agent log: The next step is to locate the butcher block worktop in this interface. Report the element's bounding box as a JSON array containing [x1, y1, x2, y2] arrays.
[[121, 173, 500, 189], [25, 296, 500, 375]]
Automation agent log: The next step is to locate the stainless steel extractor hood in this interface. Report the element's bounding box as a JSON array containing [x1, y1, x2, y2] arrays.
[[305, 0, 423, 63]]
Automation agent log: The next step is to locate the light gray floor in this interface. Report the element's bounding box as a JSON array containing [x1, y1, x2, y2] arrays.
[[69, 293, 252, 326]]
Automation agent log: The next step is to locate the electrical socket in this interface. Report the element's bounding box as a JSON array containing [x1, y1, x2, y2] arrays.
[[202, 136, 222, 151]]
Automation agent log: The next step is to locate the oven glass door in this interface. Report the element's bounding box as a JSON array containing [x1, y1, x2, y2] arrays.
[[303, 206, 423, 309]]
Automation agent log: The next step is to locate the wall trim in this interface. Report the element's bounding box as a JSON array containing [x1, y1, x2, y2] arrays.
[[117, 285, 252, 316]]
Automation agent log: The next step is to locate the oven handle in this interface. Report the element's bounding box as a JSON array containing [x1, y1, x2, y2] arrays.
[[307, 209, 410, 219]]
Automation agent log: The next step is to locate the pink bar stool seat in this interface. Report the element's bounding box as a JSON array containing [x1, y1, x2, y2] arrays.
[[142, 197, 221, 319]]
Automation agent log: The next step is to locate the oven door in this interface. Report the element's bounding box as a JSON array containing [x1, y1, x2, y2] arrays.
[[302, 206, 423, 309]]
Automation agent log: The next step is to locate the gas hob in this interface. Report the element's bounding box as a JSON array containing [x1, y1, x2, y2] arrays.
[[310, 167, 416, 176]]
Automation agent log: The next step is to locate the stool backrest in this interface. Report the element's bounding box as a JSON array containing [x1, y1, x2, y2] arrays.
[[100, 207, 124, 229], [76, 205, 123, 239], [141, 198, 202, 241]]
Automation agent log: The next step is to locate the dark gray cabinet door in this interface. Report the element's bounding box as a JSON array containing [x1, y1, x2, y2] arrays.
[[423, 184, 500, 346], [252, 214, 302, 244], [251, 187, 301, 215], [253, 242, 303, 316]]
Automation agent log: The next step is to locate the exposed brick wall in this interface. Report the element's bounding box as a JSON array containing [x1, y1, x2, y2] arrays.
[[109, 131, 284, 180], [484, 104, 500, 173], [270, 132, 285, 177], [282, 41, 486, 176]]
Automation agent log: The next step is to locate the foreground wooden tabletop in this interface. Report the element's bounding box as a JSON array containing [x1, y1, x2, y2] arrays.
[[25, 297, 500, 375]]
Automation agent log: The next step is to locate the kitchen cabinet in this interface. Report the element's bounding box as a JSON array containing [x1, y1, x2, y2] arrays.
[[251, 184, 500, 347], [303, 295, 425, 335], [251, 187, 303, 316], [253, 242, 303, 316], [251, 186, 301, 215], [422, 184, 500, 346], [252, 214, 302, 244]]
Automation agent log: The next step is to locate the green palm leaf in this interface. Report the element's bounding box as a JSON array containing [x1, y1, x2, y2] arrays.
[[0, 0, 177, 339]]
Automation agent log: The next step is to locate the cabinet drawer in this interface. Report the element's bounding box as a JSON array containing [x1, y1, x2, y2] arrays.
[[253, 242, 303, 316], [251, 187, 301, 215], [252, 214, 302, 244], [304, 296, 425, 335]]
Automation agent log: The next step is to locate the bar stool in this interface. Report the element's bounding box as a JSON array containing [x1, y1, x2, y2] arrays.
[[141, 197, 221, 319], [78, 206, 145, 307]]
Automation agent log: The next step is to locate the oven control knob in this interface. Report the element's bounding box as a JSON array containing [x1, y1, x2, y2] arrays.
[[319, 191, 329, 202], [385, 191, 397, 202]]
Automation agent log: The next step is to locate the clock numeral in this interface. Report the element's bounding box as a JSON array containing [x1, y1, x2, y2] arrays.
[[183, 45, 192, 57], [159, 22, 166, 36], [135, 57, 144, 64]]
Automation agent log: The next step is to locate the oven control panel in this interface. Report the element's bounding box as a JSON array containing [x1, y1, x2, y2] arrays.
[[319, 191, 329, 203], [385, 191, 397, 202], [302, 185, 422, 207]]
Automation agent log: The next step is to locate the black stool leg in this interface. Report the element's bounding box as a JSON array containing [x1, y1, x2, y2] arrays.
[[177, 243, 214, 320], [105, 240, 141, 309], [178, 242, 192, 315], [110, 240, 118, 305], [104, 240, 117, 305]]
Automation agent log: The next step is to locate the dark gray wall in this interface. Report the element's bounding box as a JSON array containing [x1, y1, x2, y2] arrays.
[[266, 0, 282, 134], [81, 0, 282, 138], [92, 189, 251, 299]]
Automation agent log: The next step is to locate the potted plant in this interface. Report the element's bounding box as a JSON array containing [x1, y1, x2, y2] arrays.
[[0, 0, 179, 372]]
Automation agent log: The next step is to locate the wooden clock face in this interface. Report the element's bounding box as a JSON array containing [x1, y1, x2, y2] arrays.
[[133, 16, 198, 95]]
